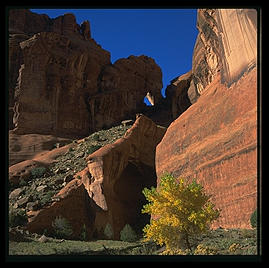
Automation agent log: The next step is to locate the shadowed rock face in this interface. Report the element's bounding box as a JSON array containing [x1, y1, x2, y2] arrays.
[[25, 115, 166, 240], [165, 70, 193, 120], [27, 179, 96, 240], [9, 9, 163, 138], [157, 9, 258, 229]]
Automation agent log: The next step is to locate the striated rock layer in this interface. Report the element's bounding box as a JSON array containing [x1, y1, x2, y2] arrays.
[[156, 68, 257, 229], [156, 9, 258, 229], [9, 133, 72, 166], [26, 115, 166, 240], [9, 9, 162, 138], [166, 9, 257, 120]]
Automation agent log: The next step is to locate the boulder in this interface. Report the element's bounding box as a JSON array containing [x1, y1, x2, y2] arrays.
[[8, 132, 72, 166], [9, 188, 24, 200], [165, 70, 192, 120], [9, 143, 72, 186], [27, 179, 95, 240]]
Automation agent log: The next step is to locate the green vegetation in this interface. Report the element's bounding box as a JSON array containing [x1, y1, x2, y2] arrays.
[[142, 173, 220, 254], [104, 223, 114, 239], [8, 123, 258, 256], [250, 209, 257, 228], [9, 207, 28, 227], [120, 224, 138, 242], [86, 144, 102, 155], [30, 167, 47, 178], [51, 216, 73, 239], [80, 224, 87, 241], [9, 239, 158, 255], [9, 228, 257, 255]]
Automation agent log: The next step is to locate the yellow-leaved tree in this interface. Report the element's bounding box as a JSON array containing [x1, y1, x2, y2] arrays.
[[142, 173, 220, 254]]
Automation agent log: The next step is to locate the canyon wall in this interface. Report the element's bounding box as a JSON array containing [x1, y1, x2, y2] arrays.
[[9, 9, 162, 138], [167, 9, 257, 119], [156, 9, 258, 229]]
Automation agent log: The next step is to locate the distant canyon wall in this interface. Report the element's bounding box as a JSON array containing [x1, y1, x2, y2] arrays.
[[9, 9, 163, 138]]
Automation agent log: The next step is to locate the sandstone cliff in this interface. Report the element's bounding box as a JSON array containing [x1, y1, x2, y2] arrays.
[[166, 9, 257, 119], [156, 9, 258, 229], [9, 9, 162, 138], [26, 115, 166, 240]]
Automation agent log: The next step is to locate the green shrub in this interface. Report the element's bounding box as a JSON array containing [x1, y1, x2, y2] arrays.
[[39, 190, 56, 206], [86, 145, 102, 155], [92, 134, 100, 141], [80, 224, 87, 241], [19, 179, 27, 187], [9, 208, 28, 227], [250, 209, 257, 228], [52, 215, 73, 239], [120, 224, 138, 242], [104, 223, 114, 239], [31, 167, 47, 178]]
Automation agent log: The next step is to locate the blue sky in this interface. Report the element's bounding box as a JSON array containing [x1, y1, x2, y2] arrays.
[[30, 9, 198, 103]]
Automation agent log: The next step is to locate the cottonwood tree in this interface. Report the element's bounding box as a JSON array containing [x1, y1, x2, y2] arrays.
[[142, 173, 220, 254]]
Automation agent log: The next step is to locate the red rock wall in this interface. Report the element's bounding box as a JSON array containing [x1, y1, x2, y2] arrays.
[[9, 9, 163, 138], [156, 9, 258, 229], [156, 67, 257, 229]]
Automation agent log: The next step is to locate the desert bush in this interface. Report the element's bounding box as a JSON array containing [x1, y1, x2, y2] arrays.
[[31, 167, 47, 178], [9, 208, 28, 227], [104, 223, 114, 239], [80, 224, 87, 241], [250, 209, 257, 228], [120, 224, 138, 242], [39, 190, 56, 206], [52, 215, 73, 239], [87, 145, 102, 155], [228, 243, 241, 253], [92, 134, 100, 141], [194, 244, 218, 255], [142, 173, 220, 253], [19, 179, 27, 187]]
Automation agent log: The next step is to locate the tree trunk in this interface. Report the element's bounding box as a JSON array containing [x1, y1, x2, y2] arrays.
[[185, 233, 192, 251]]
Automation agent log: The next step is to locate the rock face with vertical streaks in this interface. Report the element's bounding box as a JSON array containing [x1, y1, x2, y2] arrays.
[[156, 9, 258, 229], [165, 9, 257, 119]]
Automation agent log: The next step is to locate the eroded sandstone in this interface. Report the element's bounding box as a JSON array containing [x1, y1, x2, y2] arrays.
[[25, 115, 166, 240], [9, 9, 163, 138]]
